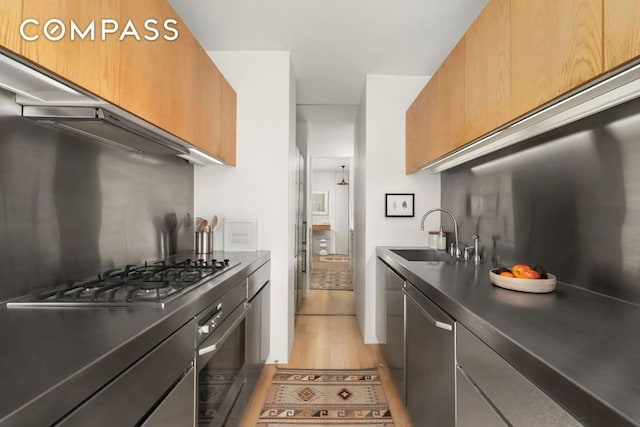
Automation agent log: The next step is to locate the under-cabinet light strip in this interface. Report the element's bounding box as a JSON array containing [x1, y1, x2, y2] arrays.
[[178, 148, 225, 165], [420, 61, 640, 174]]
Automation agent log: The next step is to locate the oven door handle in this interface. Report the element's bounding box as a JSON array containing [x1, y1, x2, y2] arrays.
[[197, 301, 251, 357]]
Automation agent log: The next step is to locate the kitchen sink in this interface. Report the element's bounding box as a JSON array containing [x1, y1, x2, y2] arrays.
[[390, 249, 456, 262]]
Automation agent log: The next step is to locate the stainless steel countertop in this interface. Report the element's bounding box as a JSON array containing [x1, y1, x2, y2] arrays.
[[0, 250, 270, 426], [377, 247, 640, 427]]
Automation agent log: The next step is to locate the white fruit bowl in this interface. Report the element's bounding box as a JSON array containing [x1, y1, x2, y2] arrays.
[[489, 269, 557, 293]]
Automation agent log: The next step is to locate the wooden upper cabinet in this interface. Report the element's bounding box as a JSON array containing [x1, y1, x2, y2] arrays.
[[190, 53, 223, 159], [510, 0, 603, 119], [21, 0, 122, 102], [221, 78, 237, 165], [434, 37, 466, 156], [0, 0, 23, 55], [604, 0, 640, 71], [405, 38, 465, 173], [406, 77, 435, 174], [464, 0, 511, 143], [118, 1, 196, 145]]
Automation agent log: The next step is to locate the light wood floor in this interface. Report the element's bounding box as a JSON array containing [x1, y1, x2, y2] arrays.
[[238, 291, 412, 425], [298, 289, 355, 315]]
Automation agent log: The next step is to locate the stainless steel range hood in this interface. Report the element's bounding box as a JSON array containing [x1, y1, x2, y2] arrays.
[[22, 105, 189, 155], [1, 50, 192, 157]]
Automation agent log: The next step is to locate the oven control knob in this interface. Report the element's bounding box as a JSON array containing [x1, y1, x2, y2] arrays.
[[198, 324, 211, 335]]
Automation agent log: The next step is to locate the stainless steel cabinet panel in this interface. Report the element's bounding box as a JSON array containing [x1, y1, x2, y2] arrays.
[[456, 366, 507, 427], [457, 325, 581, 427], [381, 261, 406, 403], [142, 367, 195, 427], [246, 291, 262, 367], [260, 281, 271, 361], [56, 320, 195, 426], [227, 280, 270, 427], [405, 282, 456, 427], [248, 261, 270, 300]]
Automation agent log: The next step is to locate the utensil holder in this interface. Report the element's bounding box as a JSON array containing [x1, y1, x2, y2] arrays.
[[195, 230, 213, 254]]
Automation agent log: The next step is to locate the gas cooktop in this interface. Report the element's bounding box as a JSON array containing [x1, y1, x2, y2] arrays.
[[7, 258, 240, 308]]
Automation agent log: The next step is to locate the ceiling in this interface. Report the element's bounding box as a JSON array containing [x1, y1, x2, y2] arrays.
[[168, 0, 487, 105]]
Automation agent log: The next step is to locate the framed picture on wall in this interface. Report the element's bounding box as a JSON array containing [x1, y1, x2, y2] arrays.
[[224, 220, 258, 251], [312, 191, 329, 215], [385, 193, 415, 217]]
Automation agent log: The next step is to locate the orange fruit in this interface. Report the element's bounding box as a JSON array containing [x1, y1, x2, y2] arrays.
[[512, 264, 531, 278], [500, 271, 515, 278]]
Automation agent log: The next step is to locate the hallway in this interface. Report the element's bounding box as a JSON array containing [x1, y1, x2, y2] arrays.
[[239, 264, 412, 426]]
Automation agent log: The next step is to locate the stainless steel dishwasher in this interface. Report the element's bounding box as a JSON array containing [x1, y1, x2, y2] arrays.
[[380, 261, 406, 403], [404, 281, 456, 427]]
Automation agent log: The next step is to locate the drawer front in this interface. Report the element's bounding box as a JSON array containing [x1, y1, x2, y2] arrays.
[[57, 320, 195, 427], [456, 325, 581, 427], [456, 365, 508, 427], [248, 261, 270, 300]]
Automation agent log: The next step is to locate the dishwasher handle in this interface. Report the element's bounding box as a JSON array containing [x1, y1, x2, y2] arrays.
[[403, 288, 453, 332], [198, 302, 251, 357]]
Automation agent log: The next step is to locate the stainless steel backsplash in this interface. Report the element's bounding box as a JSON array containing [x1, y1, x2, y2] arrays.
[[0, 88, 193, 302], [442, 96, 640, 304]]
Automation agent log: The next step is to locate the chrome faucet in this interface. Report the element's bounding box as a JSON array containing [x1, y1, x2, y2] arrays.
[[420, 208, 460, 258]]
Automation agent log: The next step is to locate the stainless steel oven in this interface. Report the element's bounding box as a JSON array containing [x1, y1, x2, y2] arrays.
[[195, 278, 249, 426]]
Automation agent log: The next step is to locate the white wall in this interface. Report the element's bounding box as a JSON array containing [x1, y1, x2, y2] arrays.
[[356, 74, 442, 343], [287, 59, 297, 356], [354, 93, 367, 334], [195, 51, 295, 363], [307, 122, 355, 158]]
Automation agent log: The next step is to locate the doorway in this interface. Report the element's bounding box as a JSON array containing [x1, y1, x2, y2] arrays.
[[301, 157, 354, 316]]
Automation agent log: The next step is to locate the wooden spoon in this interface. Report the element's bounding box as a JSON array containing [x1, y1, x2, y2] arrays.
[[211, 215, 219, 231]]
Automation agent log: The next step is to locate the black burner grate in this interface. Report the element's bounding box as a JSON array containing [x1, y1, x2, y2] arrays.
[[15, 258, 239, 306]]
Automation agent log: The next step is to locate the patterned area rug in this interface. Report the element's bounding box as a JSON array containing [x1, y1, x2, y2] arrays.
[[319, 255, 350, 263], [257, 368, 394, 426], [310, 270, 353, 291]]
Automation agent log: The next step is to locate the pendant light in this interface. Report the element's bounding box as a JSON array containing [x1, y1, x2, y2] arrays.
[[337, 165, 349, 186]]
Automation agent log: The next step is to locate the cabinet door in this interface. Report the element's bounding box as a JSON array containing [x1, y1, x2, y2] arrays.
[[381, 264, 405, 403], [464, 0, 511, 142], [405, 76, 435, 174], [221, 77, 237, 165], [405, 284, 455, 427], [20, 0, 122, 101], [260, 281, 271, 361], [118, 1, 197, 144], [604, 0, 640, 71], [405, 37, 464, 173], [190, 52, 223, 159], [511, 0, 603, 119], [0, 0, 23, 55], [434, 37, 466, 156], [246, 291, 262, 367]]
